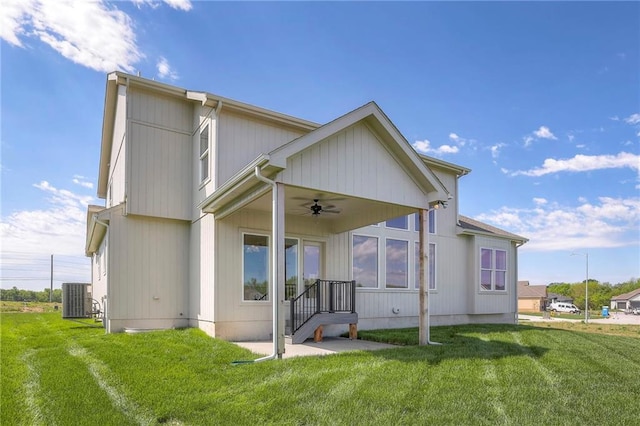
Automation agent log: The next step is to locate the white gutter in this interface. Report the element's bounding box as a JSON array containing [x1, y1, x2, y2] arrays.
[[234, 166, 283, 363]]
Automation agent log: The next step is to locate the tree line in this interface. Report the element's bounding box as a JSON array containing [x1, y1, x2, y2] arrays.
[[0, 287, 62, 303], [547, 278, 640, 311]]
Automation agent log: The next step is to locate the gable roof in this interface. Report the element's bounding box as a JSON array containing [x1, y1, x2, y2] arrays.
[[268, 101, 451, 203], [518, 281, 547, 298], [611, 288, 640, 301], [458, 215, 528, 244]]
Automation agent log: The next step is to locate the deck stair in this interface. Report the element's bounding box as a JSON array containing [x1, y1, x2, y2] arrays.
[[288, 279, 358, 344]]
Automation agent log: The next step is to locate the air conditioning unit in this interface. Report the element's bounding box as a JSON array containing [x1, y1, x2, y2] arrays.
[[62, 283, 92, 318]]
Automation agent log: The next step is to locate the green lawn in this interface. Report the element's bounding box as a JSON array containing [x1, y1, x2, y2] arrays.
[[2, 313, 640, 425]]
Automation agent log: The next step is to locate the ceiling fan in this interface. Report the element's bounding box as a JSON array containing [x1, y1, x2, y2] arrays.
[[304, 199, 340, 217]]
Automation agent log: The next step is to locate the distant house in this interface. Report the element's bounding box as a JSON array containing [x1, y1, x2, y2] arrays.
[[85, 72, 528, 348], [610, 288, 640, 311], [517, 281, 547, 312], [548, 293, 573, 304]]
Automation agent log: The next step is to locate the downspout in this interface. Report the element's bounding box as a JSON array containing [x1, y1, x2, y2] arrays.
[[232, 166, 282, 364], [94, 215, 110, 334]]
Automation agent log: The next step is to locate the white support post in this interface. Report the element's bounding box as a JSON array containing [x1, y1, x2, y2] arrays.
[[274, 182, 286, 357]]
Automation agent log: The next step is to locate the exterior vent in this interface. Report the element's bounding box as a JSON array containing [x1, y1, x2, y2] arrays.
[[62, 283, 92, 318]]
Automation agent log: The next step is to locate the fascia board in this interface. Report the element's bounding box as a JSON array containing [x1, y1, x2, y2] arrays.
[[457, 227, 529, 244], [198, 155, 274, 212], [269, 102, 378, 168], [97, 73, 119, 199]]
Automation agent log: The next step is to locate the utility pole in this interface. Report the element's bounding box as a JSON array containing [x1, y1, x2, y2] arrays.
[[50, 254, 53, 302]]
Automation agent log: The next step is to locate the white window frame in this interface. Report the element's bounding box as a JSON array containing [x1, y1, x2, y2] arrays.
[[479, 247, 508, 292], [199, 123, 210, 184], [241, 232, 270, 302]]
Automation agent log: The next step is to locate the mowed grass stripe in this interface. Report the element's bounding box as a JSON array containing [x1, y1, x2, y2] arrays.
[[67, 342, 158, 426], [20, 349, 49, 426], [4, 313, 640, 425]]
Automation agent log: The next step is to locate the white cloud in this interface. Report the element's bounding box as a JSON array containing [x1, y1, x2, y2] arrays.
[[1, 0, 141, 73], [523, 125, 557, 147], [624, 113, 640, 125], [511, 152, 640, 177], [0, 0, 191, 74], [163, 0, 193, 11], [132, 0, 192, 11], [533, 197, 547, 205], [72, 176, 94, 189], [412, 139, 459, 156], [475, 196, 640, 252], [156, 56, 179, 80], [533, 126, 557, 140], [0, 181, 95, 285], [490, 143, 506, 159]]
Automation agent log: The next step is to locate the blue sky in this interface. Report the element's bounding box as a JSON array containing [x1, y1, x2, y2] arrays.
[[1, 0, 638, 291]]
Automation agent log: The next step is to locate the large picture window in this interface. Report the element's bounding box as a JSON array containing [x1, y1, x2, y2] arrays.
[[386, 239, 408, 289], [352, 235, 378, 288], [243, 234, 269, 301], [480, 248, 507, 291], [414, 242, 436, 290], [200, 124, 210, 183]]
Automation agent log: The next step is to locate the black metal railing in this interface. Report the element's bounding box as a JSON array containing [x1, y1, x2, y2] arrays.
[[290, 279, 356, 335]]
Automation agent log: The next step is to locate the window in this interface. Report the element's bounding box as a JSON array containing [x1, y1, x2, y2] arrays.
[[352, 235, 378, 288], [480, 248, 507, 291], [386, 239, 408, 289], [414, 242, 436, 290], [414, 210, 436, 234], [285, 238, 299, 300], [243, 234, 269, 301], [200, 124, 210, 183], [386, 215, 408, 230]]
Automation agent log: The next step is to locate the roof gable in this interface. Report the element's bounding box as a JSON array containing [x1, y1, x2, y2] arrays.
[[269, 102, 450, 204]]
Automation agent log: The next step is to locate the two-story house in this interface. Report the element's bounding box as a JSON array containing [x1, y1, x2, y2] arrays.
[[85, 72, 527, 349]]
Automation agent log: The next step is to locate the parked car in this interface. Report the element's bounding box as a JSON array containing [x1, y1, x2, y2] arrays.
[[633, 307, 640, 315], [549, 302, 581, 314]]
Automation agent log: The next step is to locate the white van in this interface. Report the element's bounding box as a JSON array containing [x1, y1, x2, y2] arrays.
[[549, 302, 581, 314]]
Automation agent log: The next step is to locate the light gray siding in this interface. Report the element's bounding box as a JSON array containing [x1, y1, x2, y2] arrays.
[[189, 214, 216, 335], [217, 111, 305, 185], [107, 213, 190, 331], [280, 122, 428, 208], [126, 89, 193, 220]]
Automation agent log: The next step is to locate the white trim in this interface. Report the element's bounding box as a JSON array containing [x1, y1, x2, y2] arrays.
[[479, 247, 508, 293]]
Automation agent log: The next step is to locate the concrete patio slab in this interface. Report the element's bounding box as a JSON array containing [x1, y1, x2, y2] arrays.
[[233, 337, 397, 359]]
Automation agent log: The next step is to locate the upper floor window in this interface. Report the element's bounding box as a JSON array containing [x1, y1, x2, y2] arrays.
[[480, 248, 507, 291], [414, 210, 436, 234], [386, 215, 408, 230], [200, 124, 210, 183]]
